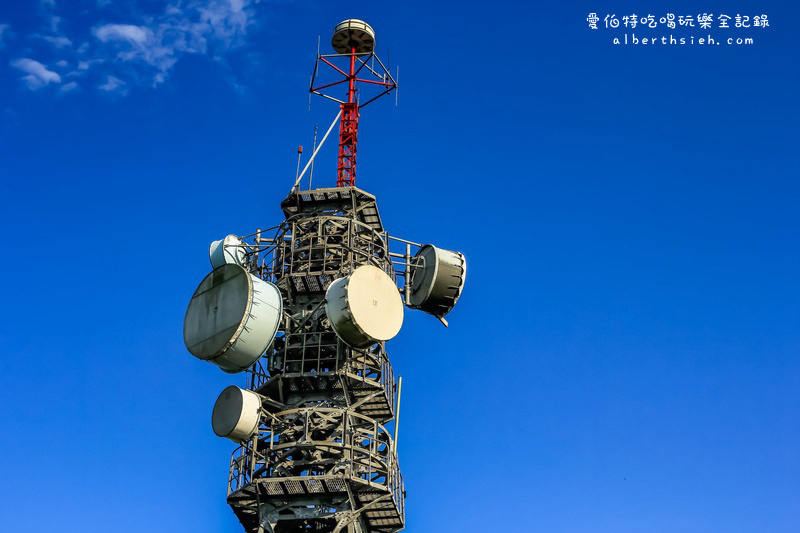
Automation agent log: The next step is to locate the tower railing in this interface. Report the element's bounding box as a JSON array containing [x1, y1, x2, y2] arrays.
[[227, 407, 401, 496]]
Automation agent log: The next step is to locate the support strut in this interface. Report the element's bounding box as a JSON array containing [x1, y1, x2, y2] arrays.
[[337, 47, 359, 187]]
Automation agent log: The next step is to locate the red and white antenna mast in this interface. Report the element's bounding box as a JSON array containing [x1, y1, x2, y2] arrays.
[[310, 19, 398, 187]]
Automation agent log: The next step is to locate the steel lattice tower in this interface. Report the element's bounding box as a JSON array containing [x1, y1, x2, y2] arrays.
[[229, 188, 403, 532], [183, 20, 465, 533]]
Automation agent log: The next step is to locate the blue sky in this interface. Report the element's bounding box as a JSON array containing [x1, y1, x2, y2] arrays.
[[1, 1, 798, 532]]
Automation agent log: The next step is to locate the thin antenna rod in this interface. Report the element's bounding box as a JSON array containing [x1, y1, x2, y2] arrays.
[[308, 123, 319, 189], [404, 243, 411, 305], [294, 145, 303, 182], [291, 110, 341, 193], [393, 376, 403, 454], [308, 36, 321, 111]]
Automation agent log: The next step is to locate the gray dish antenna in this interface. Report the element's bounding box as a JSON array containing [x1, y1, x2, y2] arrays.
[[183, 264, 283, 373], [212, 386, 262, 442], [409, 245, 467, 320]]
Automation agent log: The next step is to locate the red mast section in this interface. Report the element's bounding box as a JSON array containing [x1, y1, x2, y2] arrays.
[[310, 19, 397, 187]]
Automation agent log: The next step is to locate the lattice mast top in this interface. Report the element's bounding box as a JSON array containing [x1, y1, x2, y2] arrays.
[[311, 19, 398, 187]]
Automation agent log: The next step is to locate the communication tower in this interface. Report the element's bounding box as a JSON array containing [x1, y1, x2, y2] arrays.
[[183, 19, 466, 533]]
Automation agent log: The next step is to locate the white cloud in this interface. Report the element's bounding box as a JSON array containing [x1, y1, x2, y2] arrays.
[[77, 58, 102, 71], [49, 15, 61, 33], [0, 24, 10, 48], [11, 58, 61, 89], [60, 81, 79, 93], [98, 74, 127, 94], [37, 0, 63, 40], [8, 1, 260, 95], [42, 35, 72, 48], [89, 0, 256, 86], [197, 0, 250, 45], [93, 24, 150, 45], [97, 75, 130, 96]]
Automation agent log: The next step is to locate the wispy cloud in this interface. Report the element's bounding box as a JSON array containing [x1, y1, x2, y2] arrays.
[[42, 34, 72, 48], [11, 58, 61, 89], [0, 24, 10, 48], [9, 0, 261, 94], [39, 0, 61, 33], [98, 74, 127, 95], [60, 80, 79, 93], [93, 24, 150, 46], [90, 0, 256, 86]]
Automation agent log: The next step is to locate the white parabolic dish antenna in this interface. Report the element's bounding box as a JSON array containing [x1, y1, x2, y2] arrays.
[[325, 264, 403, 348], [212, 385, 262, 442], [209, 234, 248, 269], [184, 264, 282, 373]]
